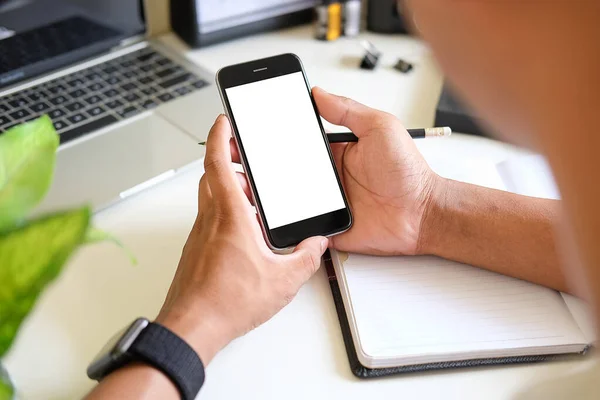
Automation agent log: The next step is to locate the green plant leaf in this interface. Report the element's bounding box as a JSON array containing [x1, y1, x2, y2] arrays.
[[0, 363, 13, 400], [85, 226, 137, 265], [0, 382, 12, 400], [0, 116, 59, 233], [0, 207, 90, 357]]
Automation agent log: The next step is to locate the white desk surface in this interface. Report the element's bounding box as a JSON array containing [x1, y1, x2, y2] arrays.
[[4, 25, 590, 400]]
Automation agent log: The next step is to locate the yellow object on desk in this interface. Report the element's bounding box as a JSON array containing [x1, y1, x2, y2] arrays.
[[315, 1, 342, 41], [326, 3, 342, 41]]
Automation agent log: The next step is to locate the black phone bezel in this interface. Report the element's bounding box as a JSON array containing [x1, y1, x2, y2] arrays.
[[216, 53, 352, 249]]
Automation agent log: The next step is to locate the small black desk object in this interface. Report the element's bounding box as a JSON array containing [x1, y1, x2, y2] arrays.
[[359, 40, 381, 70], [393, 59, 413, 73]]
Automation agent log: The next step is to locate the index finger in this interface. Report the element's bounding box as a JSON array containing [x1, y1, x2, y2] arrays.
[[312, 87, 384, 138]]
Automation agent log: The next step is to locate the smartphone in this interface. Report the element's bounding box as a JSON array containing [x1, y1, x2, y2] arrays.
[[216, 53, 352, 250]]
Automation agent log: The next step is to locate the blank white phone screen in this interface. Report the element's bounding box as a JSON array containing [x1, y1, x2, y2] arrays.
[[226, 72, 345, 229]]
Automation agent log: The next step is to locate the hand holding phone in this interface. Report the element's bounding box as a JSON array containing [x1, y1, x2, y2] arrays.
[[155, 115, 329, 366], [216, 54, 352, 249]]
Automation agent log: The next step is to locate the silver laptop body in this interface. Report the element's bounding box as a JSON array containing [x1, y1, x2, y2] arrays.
[[0, 0, 222, 213]]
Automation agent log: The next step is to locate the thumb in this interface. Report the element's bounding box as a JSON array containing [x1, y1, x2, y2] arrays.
[[287, 236, 329, 282], [204, 114, 247, 206], [312, 86, 382, 138]]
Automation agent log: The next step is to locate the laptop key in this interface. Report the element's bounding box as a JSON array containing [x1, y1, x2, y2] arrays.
[[159, 73, 191, 89], [28, 91, 47, 102], [121, 70, 136, 79], [67, 78, 85, 87], [65, 101, 85, 112], [141, 99, 158, 110], [7, 98, 28, 108], [49, 109, 66, 119], [139, 64, 154, 73], [87, 106, 106, 117], [84, 95, 102, 105], [52, 119, 69, 131], [103, 66, 118, 74], [60, 115, 118, 145], [175, 86, 191, 96], [68, 89, 86, 98], [156, 67, 180, 79], [191, 80, 208, 89], [157, 92, 173, 102], [123, 93, 140, 103], [122, 82, 137, 91], [141, 87, 158, 96], [137, 52, 157, 63], [49, 95, 68, 105], [117, 106, 141, 118], [0, 115, 11, 126], [106, 76, 121, 85], [30, 102, 51, 112], [67, 113, 88, 124], [155, 57, 171, 67], [105, 99, 124, 109], [139, 76, 153, 85], [47, 84, 67, 94], [9, 109, 30, 120], [88, 82, 105, 91], [102, 89, 120, 98], [0, 104, 9, 113], [84, 72, 102, 81]]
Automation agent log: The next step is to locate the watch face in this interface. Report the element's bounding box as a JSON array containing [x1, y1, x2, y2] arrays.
[[87, 318, 149, 380]]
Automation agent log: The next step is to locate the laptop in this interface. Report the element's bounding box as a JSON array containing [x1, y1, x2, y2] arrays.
[[0, 0, 223, 213]]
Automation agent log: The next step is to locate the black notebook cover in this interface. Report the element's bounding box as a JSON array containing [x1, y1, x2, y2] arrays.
[[322, 250, 589, 379]]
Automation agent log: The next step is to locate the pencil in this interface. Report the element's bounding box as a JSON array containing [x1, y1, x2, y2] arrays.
[[197, 127, 451, 145], [326, 127, 452, 143]]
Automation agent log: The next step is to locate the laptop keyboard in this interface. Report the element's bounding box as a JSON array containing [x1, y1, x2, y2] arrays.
[[0, 47, 208, 144]]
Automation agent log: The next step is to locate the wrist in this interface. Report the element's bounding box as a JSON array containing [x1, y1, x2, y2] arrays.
[[156, 297, 236, 365], [416, 175, 451, 256]]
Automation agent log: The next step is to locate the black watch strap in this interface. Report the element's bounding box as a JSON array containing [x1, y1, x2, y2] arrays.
[[130, 322, 205, 400]]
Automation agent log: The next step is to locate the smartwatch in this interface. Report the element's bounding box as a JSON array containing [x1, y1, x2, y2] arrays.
[[87, 318, 205, 400]]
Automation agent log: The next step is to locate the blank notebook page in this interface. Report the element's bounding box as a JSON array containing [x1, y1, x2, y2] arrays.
[[341, 253, 587, 365]]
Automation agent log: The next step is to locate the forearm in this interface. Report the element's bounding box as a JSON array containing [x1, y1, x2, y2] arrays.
[[420, 178, 570, 293]]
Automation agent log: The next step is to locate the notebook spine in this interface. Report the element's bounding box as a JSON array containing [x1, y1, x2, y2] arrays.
[[323, 250, 372, 378]]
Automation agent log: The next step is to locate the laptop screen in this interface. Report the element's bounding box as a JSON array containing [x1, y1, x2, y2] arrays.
[[0, 0, 145, 87]]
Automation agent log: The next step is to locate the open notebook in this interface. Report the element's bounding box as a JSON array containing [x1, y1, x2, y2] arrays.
[[325, 156, 593, 378]]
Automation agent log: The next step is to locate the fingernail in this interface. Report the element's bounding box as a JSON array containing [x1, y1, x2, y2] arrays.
[[215, 114, 224, 123], [320, 238, 328, 252]]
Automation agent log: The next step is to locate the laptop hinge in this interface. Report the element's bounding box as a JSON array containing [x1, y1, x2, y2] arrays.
[[143, 0, 172, 38]]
